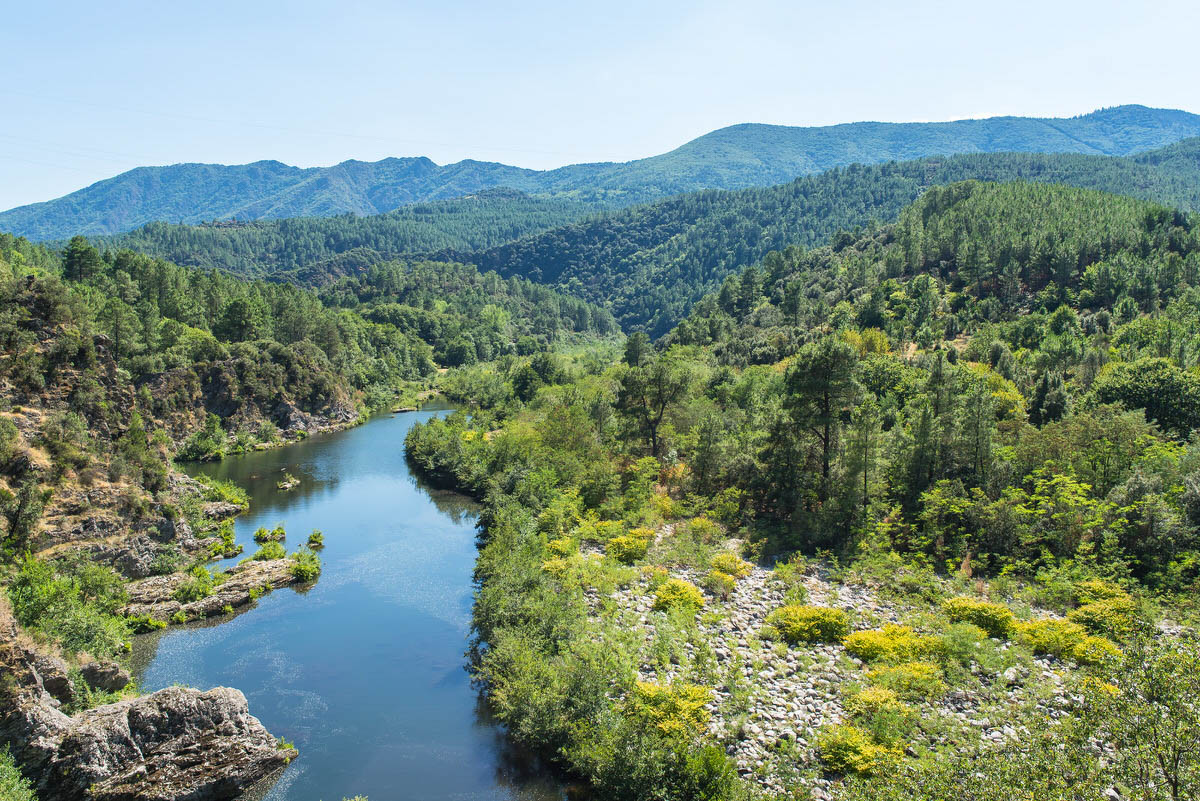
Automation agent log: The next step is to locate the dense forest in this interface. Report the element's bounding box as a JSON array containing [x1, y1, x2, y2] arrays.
[[99, 189, 596, 275], [0, 232, 615, 455], [4, 105, 1198, 241], [403, 180, 1200, 800], [459, 141, 1200, 335]]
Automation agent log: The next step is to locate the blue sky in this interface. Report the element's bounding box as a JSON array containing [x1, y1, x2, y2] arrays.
[[3, 0, 1199, 210]]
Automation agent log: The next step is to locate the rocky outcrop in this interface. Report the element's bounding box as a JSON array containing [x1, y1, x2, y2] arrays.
[[80, 660, 132, 693], [0, 612, 292, 801], [5, 683, 293, 801], [120, 558, 300, 622]]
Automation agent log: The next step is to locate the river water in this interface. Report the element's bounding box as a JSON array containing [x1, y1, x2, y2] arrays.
[[131, 408, 565, 801]]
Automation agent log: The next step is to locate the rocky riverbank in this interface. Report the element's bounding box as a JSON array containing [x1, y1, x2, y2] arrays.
[[587, 553, 1079, 798], [0, 604, 293, 801]]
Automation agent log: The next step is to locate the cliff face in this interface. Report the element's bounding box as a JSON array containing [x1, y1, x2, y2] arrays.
[[1, 608, 292, 801]]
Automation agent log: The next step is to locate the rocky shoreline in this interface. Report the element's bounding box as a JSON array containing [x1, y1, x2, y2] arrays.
[[0, 606, 294, 801]]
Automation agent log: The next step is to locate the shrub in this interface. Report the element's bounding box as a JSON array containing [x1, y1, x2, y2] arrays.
[[171, 565, 215, 603], [941, 597, 1016, 639], [867, 662, 946, 700], [253, 525, 286, 543], [125, 613, 167, 633], [766, 605, 850, 644], [249, 541, 286, 561], [1073, 635, 1122, 666], [653, 578, 705, 614], [845, 686, 914, 747], [306, 530, 324, 549], [817, 724, 900, 777], [171, 610, 188, 624], [7, 557, 131, 658], [1074, 579, 1129, 605], [710, 553, 751, 579], [290, 549, 321, 582], [703, 569, 736, 599], [627, 681, 712, 737], [0, 746, 35, 801], [685, 517, 722, 543], [546, 536, 576, 557], [1067, 597, 1140, 639], [843, 625, 943, 663], [607, 534, 648, 564], [1016, 619, 1088, 660]]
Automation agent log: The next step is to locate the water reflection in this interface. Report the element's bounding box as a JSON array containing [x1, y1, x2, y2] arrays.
[[136, 411, 566, 801]]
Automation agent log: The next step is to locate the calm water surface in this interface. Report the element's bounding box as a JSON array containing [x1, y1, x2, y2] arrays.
[[132, 409, 565, 801]]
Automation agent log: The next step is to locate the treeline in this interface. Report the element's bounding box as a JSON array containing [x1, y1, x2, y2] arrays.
[[99, 189, 596, 275], [458, 142, 1200, 335]]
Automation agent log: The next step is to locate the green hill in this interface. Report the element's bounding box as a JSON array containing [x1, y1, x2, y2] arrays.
[[455, 142, 1200, 335], [4, 105, 1199, 240]]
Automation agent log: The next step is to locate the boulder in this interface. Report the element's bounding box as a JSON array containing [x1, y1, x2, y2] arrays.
[[80, 660, 131, 693], [31, 653, 75, 705], [7, 684, 294, 801]]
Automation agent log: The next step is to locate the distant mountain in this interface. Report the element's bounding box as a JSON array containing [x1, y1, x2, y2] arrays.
[[4, 105, 1200, 240]]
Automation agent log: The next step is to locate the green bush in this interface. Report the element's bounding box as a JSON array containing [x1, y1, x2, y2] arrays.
[[627, 681, 712, 737], [843, 625, 943, 663], [845, 686, 914, 747], [607, 534, 648, 564], [1074, 579, 1129, 605], [125, 613, 167, 633], [7, 556, 131, 657], [254, 525, 286, 543], [817, 724, 900, 777], [171, 565, 215, 603], [941, 597, 1016, 639], [1067, 597, 1140, 639], [306, 529, 325, 549], [703, 569, 736, 599], [1073, 635, 1122, 666], [1016, 619, 1087, 660], [710, 552, 751, 579], [290, 549, 322, 582], [653, 578, 705, 614], [249, 541, 286, 561], [0, 746, 36, 801], [867, 662, 946, 700], [766, 604, 850, 644]]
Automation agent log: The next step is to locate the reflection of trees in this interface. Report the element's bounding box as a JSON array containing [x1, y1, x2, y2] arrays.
[[411, 471, 480, 526], [472, 697, 578, 801]]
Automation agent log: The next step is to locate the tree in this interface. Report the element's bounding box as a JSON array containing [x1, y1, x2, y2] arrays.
[[624, 332, 651, 367], [618, 353, 693, 457], [784, 336, 860, 506], [62, 236, 103, 283]]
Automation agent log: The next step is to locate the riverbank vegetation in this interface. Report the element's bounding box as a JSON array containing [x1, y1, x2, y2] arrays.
[[406, 180, 1200, 799]]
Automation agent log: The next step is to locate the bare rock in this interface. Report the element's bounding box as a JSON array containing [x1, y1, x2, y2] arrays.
[[31, 653, 76, 705], [80, 661, 132, 693], [14, 685, 293, 801]]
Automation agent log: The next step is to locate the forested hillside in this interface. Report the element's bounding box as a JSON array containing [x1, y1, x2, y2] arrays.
[[460, 142, 1200, 335], [403, 180, 1200, 800], [0, 233, 614, 454], [4, 105, 1198, 240], [100, 189, 596, 275]]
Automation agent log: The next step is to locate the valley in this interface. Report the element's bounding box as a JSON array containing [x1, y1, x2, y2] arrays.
[[2, 107, 1200, 801]]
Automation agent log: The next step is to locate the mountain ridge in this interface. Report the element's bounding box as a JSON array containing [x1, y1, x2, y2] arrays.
[[5, 105, 1200, 241]]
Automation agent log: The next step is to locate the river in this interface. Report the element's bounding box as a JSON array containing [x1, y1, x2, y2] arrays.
[[131, 408, 566, 801]]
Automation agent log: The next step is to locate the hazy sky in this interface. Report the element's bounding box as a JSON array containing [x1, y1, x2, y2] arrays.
[[4, 0, 1199, 210]]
